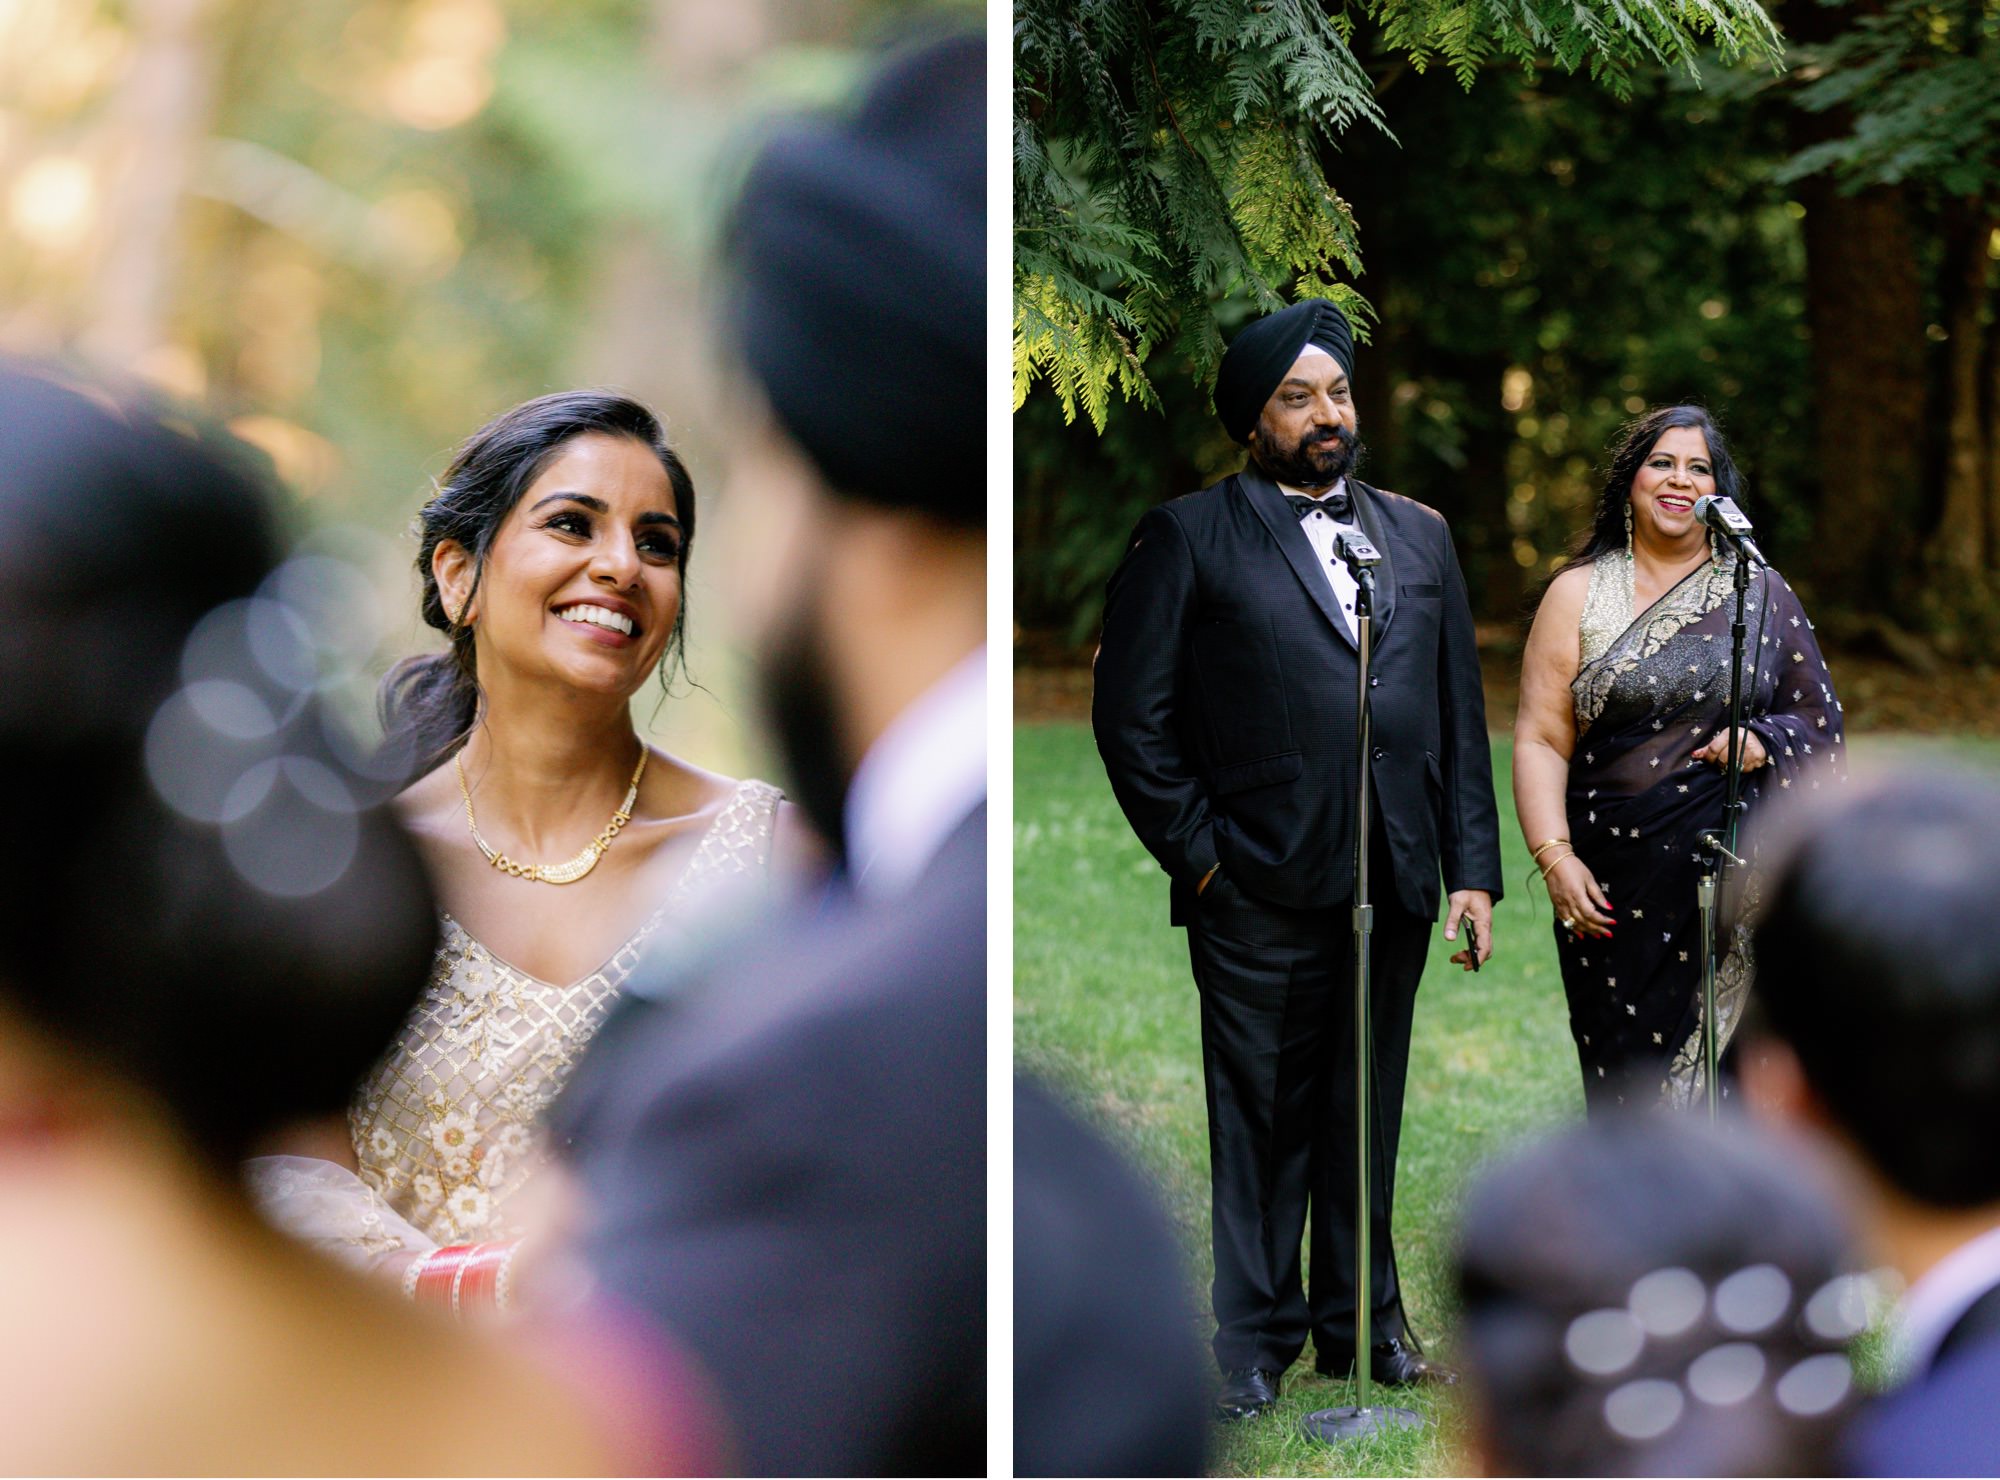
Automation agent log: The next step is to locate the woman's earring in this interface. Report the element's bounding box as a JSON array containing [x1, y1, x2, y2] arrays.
[[1623, 499, 1634, 556]]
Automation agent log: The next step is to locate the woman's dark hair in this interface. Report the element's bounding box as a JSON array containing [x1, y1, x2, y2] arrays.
[[1553, 404, 1745, 581], [379, 389, 697, 770], [0, 363, 439, 1169], [1456, 1115, 1864, 1477]]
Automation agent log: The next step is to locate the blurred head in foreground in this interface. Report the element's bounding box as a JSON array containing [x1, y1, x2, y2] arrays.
[[0, 363, 436, 1168], [718, 28, 985, 854], [0, 364, 626, 1474], [1456, 1114, 1864, 1477], [1743, 772, 2000, 1462], [1744, 774, 2000, 1218]]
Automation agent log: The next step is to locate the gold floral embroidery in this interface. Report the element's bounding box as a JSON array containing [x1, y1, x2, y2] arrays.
[[1577, 550, 1635, 667], [350, 779, 781, 1243], [1573, 552, 1739, 730]]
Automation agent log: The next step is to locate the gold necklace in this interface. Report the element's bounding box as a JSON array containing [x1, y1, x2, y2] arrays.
[[454, 746, 648, 885]]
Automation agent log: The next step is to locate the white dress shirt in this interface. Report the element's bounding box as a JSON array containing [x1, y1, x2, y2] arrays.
[[1280, 478, 1360, 642], [1891, 1220, 2000, 1378], [843, 645, 987, 900]]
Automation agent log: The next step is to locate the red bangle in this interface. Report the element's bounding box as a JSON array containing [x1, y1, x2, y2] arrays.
[[412, 1241, 520, 1317], [456, 1241, 520, 1313], [413, 1244, 474, 1309]]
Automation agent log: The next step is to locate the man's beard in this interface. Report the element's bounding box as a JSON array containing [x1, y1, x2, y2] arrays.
[[1253, 424, 1360, 488], [758, 591, 854, 866]]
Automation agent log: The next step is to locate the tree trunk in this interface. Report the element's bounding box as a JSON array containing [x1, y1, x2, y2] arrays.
[[1935, 198, 1992, 573], [1985, 241, 2000, 571], [82, 0, 219, 372], [1782, 0, 1930, 603]]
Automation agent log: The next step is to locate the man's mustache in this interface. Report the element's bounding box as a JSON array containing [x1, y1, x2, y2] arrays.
[[1306, 427, 1357, 450]]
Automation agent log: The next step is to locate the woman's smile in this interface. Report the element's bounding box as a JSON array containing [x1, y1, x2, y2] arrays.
[[553, 599, 641, 644]]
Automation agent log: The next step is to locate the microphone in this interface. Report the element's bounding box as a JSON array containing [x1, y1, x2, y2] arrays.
[[1692, 494, 1768, 567], [1334, 528, 1382, 572]]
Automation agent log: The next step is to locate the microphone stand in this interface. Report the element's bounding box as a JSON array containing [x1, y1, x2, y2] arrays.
[[1695, 543, 1755, 1120], [1302, 529, 1423, 1445]]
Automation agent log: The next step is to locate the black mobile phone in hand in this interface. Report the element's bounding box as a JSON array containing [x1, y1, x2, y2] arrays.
[[1464, 921, 1481, 972]]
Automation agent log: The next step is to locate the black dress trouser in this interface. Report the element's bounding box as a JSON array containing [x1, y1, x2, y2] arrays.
[[1187, 833, 1430, 1375]]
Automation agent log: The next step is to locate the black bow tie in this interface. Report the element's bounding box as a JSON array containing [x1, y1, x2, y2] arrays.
[[1286, 490, 1351, 521]]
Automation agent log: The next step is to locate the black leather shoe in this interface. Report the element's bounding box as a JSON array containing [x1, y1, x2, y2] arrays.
[[1318, 1338, 1459, 1386], [1370, 1338, 1458, 1387], [1213, 1367, 1281, 1421]]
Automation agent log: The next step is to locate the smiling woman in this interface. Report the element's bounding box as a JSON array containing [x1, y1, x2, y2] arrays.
[[247, 390, 811, 1312], [1510, 404, 1846, 1114]]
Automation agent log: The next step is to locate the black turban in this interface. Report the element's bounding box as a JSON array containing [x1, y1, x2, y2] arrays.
[[725, 32, 984, 528], [1213, 299, 1354, 444]]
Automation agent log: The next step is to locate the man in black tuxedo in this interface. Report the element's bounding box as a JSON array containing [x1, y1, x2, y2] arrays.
[[1093, 298, 1502, 1420], [551, 34, 984, 1476], [1743, 776, 2000, 1476]]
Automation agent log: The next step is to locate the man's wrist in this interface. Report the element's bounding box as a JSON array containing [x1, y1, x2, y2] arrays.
[[1196, 862, 1222, 895]]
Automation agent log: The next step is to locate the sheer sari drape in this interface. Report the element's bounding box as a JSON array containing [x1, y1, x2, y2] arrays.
[[1560, 552, 1844, 1112]]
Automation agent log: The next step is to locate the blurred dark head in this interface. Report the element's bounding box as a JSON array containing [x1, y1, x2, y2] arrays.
[[725, 30, 983, 531], [0, 364, 438, 1170], [1456, 1114, 1864, 1477], [381, 389, 696, 771], [1750, 775, 2000, 1209], [719, 32, 986, 852], [1559, 404, 1744, 576]]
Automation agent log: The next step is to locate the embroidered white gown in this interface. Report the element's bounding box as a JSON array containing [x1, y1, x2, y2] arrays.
[[248, 778, 782, 1267]]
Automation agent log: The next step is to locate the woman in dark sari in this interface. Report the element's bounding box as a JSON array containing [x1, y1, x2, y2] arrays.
[[1513, 406, 1844, 1113]]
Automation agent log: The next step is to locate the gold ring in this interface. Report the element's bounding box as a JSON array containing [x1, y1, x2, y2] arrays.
[[1561, 917, 1575, 930]]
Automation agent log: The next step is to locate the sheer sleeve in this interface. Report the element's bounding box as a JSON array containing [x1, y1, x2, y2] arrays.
[[1746, 569, 1846, 796], [243, 1154, 436, 1274]]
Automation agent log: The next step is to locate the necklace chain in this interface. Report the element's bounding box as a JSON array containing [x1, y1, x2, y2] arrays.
[[454, 746, 648, 885]]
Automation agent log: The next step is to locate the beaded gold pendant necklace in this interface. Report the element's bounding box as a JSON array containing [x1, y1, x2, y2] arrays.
[[454, 746, 647, 884]]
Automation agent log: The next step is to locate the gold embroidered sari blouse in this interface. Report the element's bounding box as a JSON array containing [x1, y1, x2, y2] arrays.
[[349, 778, 782, 1245]]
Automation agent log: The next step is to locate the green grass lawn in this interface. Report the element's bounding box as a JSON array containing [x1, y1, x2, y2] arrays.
[[1013, 723, 2000, 1478]]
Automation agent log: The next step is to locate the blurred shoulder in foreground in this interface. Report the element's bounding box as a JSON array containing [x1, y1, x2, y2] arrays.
[[1014, 1076, 1208, 1477], [551, 27, 989, 1475]]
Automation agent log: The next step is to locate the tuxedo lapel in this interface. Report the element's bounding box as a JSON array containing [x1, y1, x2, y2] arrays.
[[1350, 479, 1398, 639], [1235, 470, 1355, 650]]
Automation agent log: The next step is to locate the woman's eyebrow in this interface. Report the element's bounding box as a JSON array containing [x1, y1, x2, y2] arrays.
[[528, 491, 608, 513], [528, 492, 679, 527]]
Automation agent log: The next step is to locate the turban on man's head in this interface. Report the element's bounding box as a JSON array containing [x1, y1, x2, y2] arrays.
[[724, 31, 984, 528], [1213, 299, 1355, 444]]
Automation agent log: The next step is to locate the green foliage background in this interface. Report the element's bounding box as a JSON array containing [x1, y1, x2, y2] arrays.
[[1015, 0, 2000, 656], [0, 0, 975, 766]]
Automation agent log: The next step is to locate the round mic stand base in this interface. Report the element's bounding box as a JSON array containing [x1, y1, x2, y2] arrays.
[[1299, 1402, 1428, 1443]]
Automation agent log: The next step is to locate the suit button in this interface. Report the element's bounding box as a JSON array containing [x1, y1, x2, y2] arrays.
[[1372, 747, 1386, 761], [1369, 675, 1380, 687]]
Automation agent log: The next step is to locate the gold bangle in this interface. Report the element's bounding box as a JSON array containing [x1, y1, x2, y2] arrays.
[[1537, 848, 1576, 881], [1530, 838, 1571, 863]]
